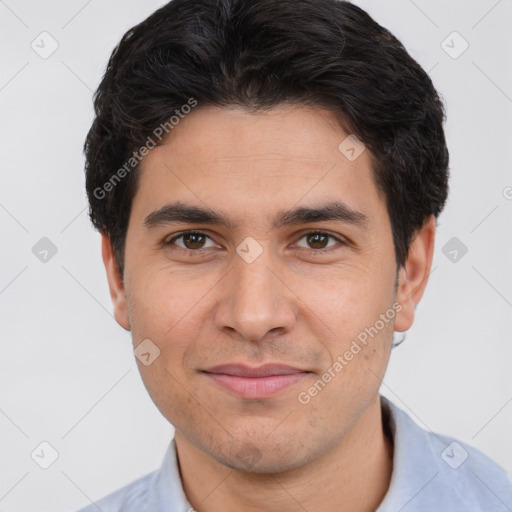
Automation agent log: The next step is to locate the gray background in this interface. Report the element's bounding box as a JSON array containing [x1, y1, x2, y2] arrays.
[[1, 0, 511, 510]]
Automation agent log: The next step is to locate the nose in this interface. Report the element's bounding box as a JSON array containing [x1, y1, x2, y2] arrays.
[[214, 248, 297, 343]]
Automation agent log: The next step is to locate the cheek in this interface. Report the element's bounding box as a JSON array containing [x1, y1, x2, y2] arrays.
[[292, 260, 395, 337], [124, 267, 211, 421], [294, 263, 396, 403], [296, 275, 394, 422], [126, 264, 217, 342], [136, 360, 202, 433], [125, 264, 224, 414]]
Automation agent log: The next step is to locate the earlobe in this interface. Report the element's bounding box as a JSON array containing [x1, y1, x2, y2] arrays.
[[394, 215, 436, 333], [101, 234, 131, 331]]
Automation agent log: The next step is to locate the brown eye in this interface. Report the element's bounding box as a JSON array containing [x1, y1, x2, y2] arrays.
[[296, 231, 343, 250], [307, 233, 329, 249], [182, 233, 206, 249], [167, 231, 216, 250]]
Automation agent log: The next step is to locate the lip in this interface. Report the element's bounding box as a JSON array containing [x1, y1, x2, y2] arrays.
[[202, 364, 310, 399]]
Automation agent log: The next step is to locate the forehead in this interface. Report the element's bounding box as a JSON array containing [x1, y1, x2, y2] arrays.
[[132, 105, 386, 227]]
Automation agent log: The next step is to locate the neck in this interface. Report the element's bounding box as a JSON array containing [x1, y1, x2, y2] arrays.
[[175, 395, 393, 512]]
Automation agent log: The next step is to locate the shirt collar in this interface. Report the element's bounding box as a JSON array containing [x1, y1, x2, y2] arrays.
[[376, 395, 441, 511], [147, 437, 193, 511]]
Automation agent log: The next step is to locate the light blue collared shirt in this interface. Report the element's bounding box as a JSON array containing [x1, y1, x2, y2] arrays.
[[76, 396, 512, 511]]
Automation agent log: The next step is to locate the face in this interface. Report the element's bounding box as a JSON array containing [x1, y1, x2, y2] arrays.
[[103, 105, 433, 473]]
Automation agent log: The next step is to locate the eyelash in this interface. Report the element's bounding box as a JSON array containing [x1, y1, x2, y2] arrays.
[[165, 230, 347, 253]]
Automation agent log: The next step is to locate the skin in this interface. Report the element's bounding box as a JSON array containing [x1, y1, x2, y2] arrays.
[[102, 104, 436, 512]]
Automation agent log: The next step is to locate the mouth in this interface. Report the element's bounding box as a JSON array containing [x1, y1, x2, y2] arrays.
[[202, 364, 311, 399]]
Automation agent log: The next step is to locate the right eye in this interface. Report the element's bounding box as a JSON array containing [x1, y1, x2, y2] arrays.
[[165, 230, 219, 251]]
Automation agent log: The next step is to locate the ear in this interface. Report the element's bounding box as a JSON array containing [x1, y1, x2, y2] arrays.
[[101, 233, 130, 331], [394, 215, 436, 332]]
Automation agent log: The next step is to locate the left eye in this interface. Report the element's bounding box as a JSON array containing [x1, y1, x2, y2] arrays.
[[295, 231, 343, 250]]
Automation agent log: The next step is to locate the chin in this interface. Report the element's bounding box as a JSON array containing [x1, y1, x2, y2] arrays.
[[211, 436, 314, 475]]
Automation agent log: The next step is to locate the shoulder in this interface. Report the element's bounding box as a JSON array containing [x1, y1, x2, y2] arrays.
[[430, 430, 512, 510], [74, 470, 156, 512], [73, 440, 190, 511], [379, 396, 512, 511]]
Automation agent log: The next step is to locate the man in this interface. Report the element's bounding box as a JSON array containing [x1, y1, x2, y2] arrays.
[[78, 0, 512, 510]]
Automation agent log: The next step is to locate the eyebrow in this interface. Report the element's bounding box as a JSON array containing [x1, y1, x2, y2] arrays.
[[143, 201, 369, 230]]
